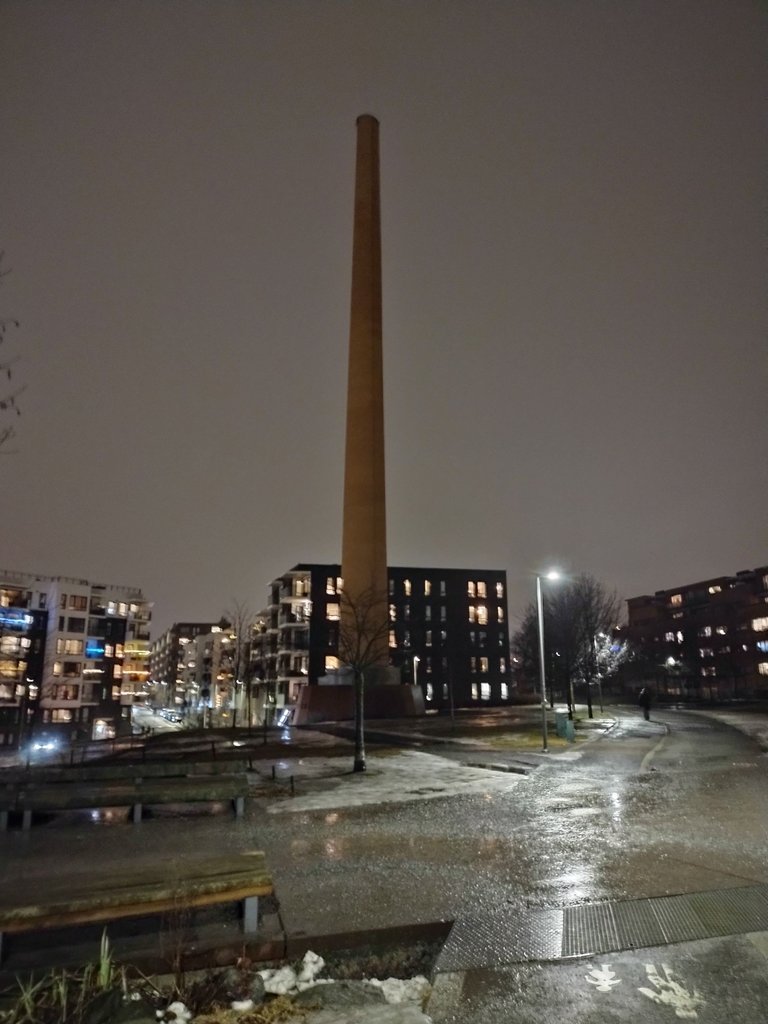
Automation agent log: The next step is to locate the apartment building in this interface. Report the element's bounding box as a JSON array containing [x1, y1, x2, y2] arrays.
[[0, 569, 151, 748], [148, 621, 227, 712], [251, 563, 512, 720], [625, 565, 768, 699]]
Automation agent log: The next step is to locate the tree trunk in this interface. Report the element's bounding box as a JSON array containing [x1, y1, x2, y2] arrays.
[[353, 668, 366, 772]]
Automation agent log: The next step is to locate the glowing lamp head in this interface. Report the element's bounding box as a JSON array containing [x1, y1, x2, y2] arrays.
[[545, 570, 561, 581]]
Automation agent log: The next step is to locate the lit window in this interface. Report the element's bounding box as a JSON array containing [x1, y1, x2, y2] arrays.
[[389, 604, 396, 622], [389, 630, 396, 648], [715, 626, 727, 635], [115, 644, 124, 658], [440, 606, 446, 622], [670, 594, 683, 606], [759, 663, 768, 676], [479, 657, 489, 673], [501, 682, 508, 700], [52, 709, 73, 722], [69, 595, 87, 611], [699, 648, 713, 658], [676, 631, 684, 643], [113, 665, 122, 678], [496, 582, 504, 599], [477, 582, 487, 599], [701, 666, 716, 677], [468, 606, 477, 624], [500, 657, 506, 673], [337, 577, 343, 593], [425, 630, 432, 646], [442, 683, 448, 700], [440, 581, 446, 596], [424, 580, 431, 596], [325, 656, 341, 671], [752, 618, 768, 632], [470, 657, 477, 672], [404, 579, 412, 596], [326, 603, 340, 621], [326, 577, 335, 595], [757, 641, 768, 653], [480, 682, 490, 701], [53, 661, 62, 676], [698, 626, 712, 638], [477, 606, 489, 626], [425, 606, 432, 621], [708, 585, 722, 594], [426, 683, 433, 702], [468, 582, 476, 598], [665, 632, 675, 642], [471, 683, 478, 700], [425, 657, 432, 674], [497, 607, 504, 623]]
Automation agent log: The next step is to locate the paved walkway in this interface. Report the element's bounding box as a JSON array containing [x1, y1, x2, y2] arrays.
[[1, 703, 766, 1023]]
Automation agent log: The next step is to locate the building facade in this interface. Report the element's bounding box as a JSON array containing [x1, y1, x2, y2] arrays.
[[252, 563, 513, 719], [148, 621, 228, 714], [0, 569, 151, 748], [625, 565, 768, 699]]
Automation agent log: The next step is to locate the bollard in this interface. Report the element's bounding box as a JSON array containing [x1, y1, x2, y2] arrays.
[[290, 775, 294, 796], [211, 741, 217, 759], [271, 765, 276, 781]]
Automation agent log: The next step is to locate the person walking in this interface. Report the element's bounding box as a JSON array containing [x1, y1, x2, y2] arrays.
[[638, 687, 653, 721]]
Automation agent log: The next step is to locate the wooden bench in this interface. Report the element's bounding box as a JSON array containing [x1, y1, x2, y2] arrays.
[[0, 850, 273, 963], [0, 759, 249, 785], [0, 773, 251, 830]]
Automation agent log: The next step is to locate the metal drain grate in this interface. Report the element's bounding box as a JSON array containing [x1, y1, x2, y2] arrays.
[[436, 908, 562, 971], [435, 884, 768, 972]]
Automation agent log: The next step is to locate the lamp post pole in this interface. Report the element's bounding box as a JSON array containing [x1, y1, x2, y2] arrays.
[[536, 569, 560, 753], [536, 574, 549, 753]]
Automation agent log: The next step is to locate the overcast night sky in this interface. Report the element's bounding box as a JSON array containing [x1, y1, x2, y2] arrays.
[[1, 0, 765, 636]]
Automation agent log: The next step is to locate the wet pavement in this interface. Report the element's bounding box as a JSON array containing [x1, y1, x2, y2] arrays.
[[1, 703, 768, 1021]]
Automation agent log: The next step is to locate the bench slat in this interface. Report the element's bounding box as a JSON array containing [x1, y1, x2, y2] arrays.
[[0, 852, 272, 935]]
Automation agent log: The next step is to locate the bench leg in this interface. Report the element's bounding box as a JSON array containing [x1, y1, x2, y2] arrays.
[[132, 803, 142, 823], [22, 809, 32, 831], [234, 796, 244, 818], [243, 895, 259, 934]]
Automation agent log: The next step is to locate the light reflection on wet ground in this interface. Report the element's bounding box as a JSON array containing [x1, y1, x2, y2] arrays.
[[0, 710, 766, 943]]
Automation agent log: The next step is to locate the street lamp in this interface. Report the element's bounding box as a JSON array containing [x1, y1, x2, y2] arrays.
[[536, 569, 561, 753]]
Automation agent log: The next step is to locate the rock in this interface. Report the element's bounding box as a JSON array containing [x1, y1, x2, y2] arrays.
[[83, 989, 158, 1024], [293, 979, 386, 1009], [219, 965, 266, 1004]]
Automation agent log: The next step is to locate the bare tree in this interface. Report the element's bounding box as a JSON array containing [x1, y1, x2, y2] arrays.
[[0, 255, 24, 452], [337, 585, 390, 773], [511, 574, 625, 718], [223, 601, 257, 728]]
